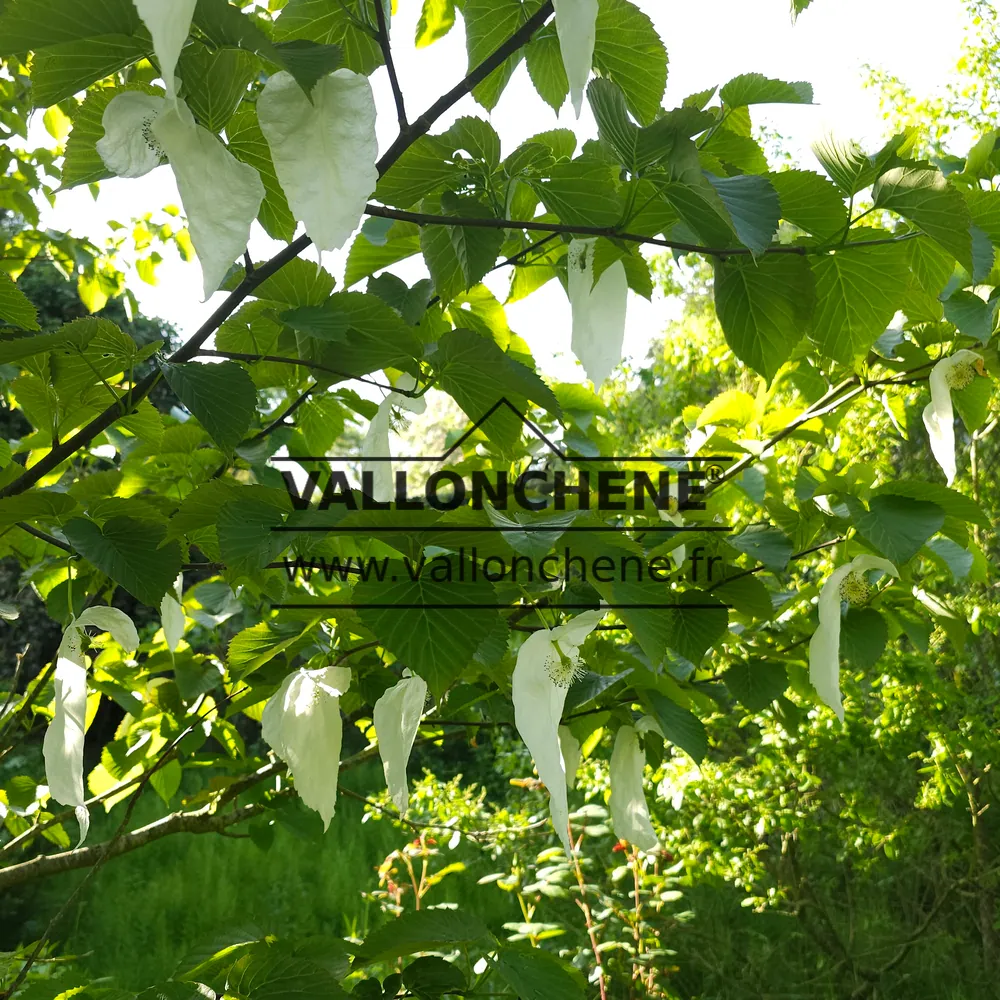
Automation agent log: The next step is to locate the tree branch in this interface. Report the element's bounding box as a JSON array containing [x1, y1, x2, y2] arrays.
[[363, 204, 925, 258], [373, 0, 407, 129], [0, 3, 556, 502]]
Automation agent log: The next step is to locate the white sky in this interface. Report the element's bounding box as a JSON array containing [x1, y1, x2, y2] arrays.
[[32, 0, 967, 384]]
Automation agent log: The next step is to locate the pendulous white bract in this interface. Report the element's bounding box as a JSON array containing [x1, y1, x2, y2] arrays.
[[512, 610, 604, 853], [257, 70, 379, 252], [373, 672, 428, 814], [261, 665, 351, 830], [43, 608, 139, 845], [361, 374, 427, 503], [132, 0, 197, 100], [922, 349, 984, 486], [609, 724, 659, 852], [97, 95, 264, 299], [567, 238, 628, 386], [552, 0, 599, 118], [809, 554, 898, 720]]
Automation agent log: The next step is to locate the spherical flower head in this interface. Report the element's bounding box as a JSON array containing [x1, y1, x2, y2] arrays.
[[945, 360, 977, 391], [545, 641, 585, 688], [838, 571, 874, 606]]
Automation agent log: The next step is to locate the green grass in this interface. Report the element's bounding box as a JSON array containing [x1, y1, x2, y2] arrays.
[[31, 763, 515, 990]]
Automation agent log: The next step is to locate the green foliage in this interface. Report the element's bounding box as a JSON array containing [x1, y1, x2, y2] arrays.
[[1, 2, 999, 999]]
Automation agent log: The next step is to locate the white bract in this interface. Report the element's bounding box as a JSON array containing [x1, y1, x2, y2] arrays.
[[261, 665, 351, 830], [552, 0, 599, 118], [512, 610, 604, 853], [558, 725, 581, 791], [160, 573, 186, 652], [567, 238, 628, 386], [132, 0, 197, 100], [43, 608, 139, 844], [361, 374, 427, 503], [609, 723, 659, 852], [258, 70, 379, 252], [809, 554, 898, 720], [922, 349, 984, 485], [373, 672, 428, 814], [96, 96, 264, 299]]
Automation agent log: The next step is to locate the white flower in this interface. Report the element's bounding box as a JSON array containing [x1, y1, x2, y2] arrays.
[[552, 0, 599, 118], [609, 724, 659, 852], [257, 69, 378, 252], [133, 0, 197, 100], [261, 665, 351, 830], [558, 725, 581, 791], [361, 374, 427, 503], [373, 671, 428, 814], [809, 554, 898, 720], [43, 608, 139, 844], [96, 95, 264, 298], [512, 610, 604, 853], [922, 349, 984, 485], [567, 238, 628, 386], [160, 573, 186, 653]]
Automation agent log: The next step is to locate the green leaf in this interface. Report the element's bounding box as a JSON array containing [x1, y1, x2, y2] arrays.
[[403, 957, 466, 998], [272, 0, 382, 75], [281, 305, 349, 342], [871, 481, 988, 528], [271, 39, 343, 95], [872, 167, 973, 271], [964, 188, 1000, 243], [226, 949, 349, 1000], [416, 0, 456, 47], [64, 515, 183, 607], [593, 0, 667, 126], [531, 160, 623, 227], [808, 240, 911, 363], [178, 45, 257, 132], [697, 389, 756, 428], [344, 222, 422, 288], [856, 495, 945, 565], [0, 272, 39, 330], [32, 35, 152, 106], [0, 0, 141, 51], [300, 292, 423, 379], [840, 608, 888, 669], [463, 0, 527, 111], [434, 327, 560, 450], [943, 290, 996, 342], [525, 23, 568, 113], [252, 259, 337, 308], [353, 558, 502, 697], [160, 361, 258, 453], [376, 135, 463, 209], [952, 372, 993, 433], [662, 175, 738, 247], [770, 169, 849, 238], [495, 946, 586, 1000], [438, 194, 505, 290], [713, 255, 815, 381], [644, 691, 708, 762], [217, 492, 291, 577], [720, 73, 812, 107], [227, 105, 297, 243], [728, 525, 794, 571], [0, 490, 77, 526], [724, 660, 788, 711], [705, 173, 780, 256], [50, 319, 139, 399], [444, 117, 502, 169], [355, 906, 490, 964], [229, 619, 314, 681], [908, 235, 955, 296]]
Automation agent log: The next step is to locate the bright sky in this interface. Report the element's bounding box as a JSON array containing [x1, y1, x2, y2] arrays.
[[34, 0, 967, 384]]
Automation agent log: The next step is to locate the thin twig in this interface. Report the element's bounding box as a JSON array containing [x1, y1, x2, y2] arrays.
[[373, 0, 407, 128]]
